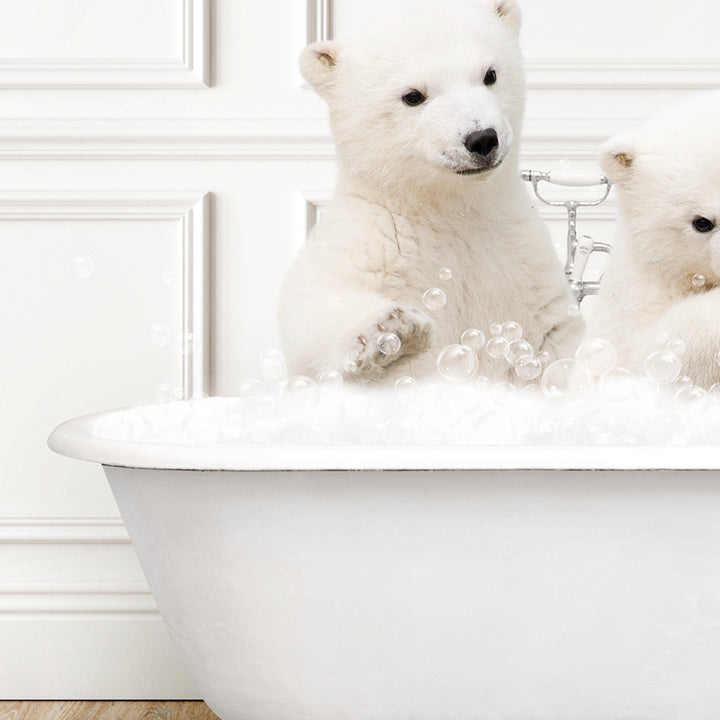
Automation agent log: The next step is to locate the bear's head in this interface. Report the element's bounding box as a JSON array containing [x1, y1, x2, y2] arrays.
[[600, 91, 720, 287], [301, 0, 525, 202]]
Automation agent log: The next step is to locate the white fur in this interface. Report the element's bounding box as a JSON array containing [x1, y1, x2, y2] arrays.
[[279, 0, 582, 383], [590, 90, 720, 387]]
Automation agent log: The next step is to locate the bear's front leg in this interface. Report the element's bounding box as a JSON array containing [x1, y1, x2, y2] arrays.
[[344, 305, 433, 382]]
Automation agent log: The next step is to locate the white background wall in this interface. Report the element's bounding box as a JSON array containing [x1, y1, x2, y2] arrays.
[[0, 0, 718, 699]]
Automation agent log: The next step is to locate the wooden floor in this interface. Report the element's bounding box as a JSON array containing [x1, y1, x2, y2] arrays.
[[0, 703, 220, 720]]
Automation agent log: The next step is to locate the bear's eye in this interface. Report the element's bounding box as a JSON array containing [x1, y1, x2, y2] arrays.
[[483, 68, 497, 86], [402, 89, 426, 107], [692, 216, 716, 233]]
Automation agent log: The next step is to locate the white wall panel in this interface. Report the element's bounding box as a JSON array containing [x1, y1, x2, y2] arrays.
[[0, 0, 208, 87]]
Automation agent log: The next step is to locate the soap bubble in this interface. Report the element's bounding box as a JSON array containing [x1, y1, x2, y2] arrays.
[[437, 344, 478, 382], [575, 337, 617, 376], [692, 273, 706, 288], [537, 350, 550, 365], [485, 336, 508, 359], [514, 355, 543, 380], [72, 255, 94, 279], [177, 332, 199, 356], [656, 330, 671, 346], [644, 349, 682, 385], [460, 328, 486, 352], [394, 375, 419, 399], [149, 323, 171, 347], [674, 375, 693, 392], [377, 332, 401, 356], [153, 384, 183, 403], [666, 338, 687, 357], [438, 267, 453, 281], [599, 367, 634, 403], [238, 378, 265, 405], [567, 303, 581, 317], [504, 339, 534, 366], [489, 323, 502, 336], [319, 370, 343, 390], [343, 358, 359, 375], [675, 385, 710, 414], [500, 321, 522, 342], [541, 358, 593, 403], [259, 349, 285, 382], [280, 376, 320, 413], [422, 287, 447, 311], [709, 383, 720, 403]]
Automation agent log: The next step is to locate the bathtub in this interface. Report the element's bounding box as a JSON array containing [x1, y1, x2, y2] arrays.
[[49, 401, 720, 720]]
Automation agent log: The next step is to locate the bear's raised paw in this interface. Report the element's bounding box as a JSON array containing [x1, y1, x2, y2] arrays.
[[345, 307, 433, 381]]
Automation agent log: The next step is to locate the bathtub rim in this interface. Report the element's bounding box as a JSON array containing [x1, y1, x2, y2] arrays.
[[48, 405, 720, 472]]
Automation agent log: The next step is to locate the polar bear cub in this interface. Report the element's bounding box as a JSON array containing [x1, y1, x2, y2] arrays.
[[279, 0, 582, 383], [590, 91, 720, 388]]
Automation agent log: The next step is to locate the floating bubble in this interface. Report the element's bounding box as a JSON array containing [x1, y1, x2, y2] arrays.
[[377, 332, 401, 356], [149, 323, 171, 347], [154, 384, 183, 403], [575, 337, 617, 376], [160, 271, 178, 289], [599, 367, 634, 403], [656, 330, 671, 346], [395, 375, 419, 399], [675, 385, 710, 414], [177, 332, 199, 356], [437, 344, 478, 382], [674, 375, 693, 392], [259, 349, 285, 382], [541, 358, 593, 403], [343, 358, 359, 375], [476, 376, 491, 391], [515, 355, 543, 380], [238, 378, 265, 404], [438, 267, 453, 281], [485, 336, 508, 359], [567, 303, 581, 317], [504, 339, 534, 366], [489, 323, 502, 336], [644, 349, 682, 385], [460, 328, 486, 352], [537, 350, 550, 365], [319, 370, 343, 390], [500, 321, 523, 342], [422, 287, 447, 311], [692, 273, 706, 288], [72, 255, 94, 279], [665, 338, 687, 358], [280, 376, 320, 413]]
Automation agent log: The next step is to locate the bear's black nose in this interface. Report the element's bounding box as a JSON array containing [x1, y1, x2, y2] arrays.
[[464, 128, 499, 157]]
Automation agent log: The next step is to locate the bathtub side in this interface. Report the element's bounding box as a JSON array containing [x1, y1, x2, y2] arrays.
[[106, 465, 720, 720]]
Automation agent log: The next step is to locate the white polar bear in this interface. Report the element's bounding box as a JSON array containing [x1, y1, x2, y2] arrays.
[[279, 0, 582, 383], [590, 90, 720, 388]]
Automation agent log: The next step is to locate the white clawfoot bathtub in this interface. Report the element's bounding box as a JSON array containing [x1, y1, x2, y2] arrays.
[[49, 403, 720, 720]]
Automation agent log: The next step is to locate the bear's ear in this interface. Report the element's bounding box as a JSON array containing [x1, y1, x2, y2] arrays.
[[599, 136, 638, 184], [491, 0, 521, 34], [300, 41, 340, 99]]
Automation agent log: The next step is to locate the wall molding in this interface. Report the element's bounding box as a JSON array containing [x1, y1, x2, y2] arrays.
[[0, 191, 211, 398], [526, 58, 720, 89], [0, 517, 129, 544], [0, 0, 209, 88], [0, 117, 631, 161]]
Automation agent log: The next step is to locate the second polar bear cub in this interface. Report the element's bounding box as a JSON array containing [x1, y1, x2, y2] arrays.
[[591, 91, 720, 388], [279, 0, 582, 383]]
